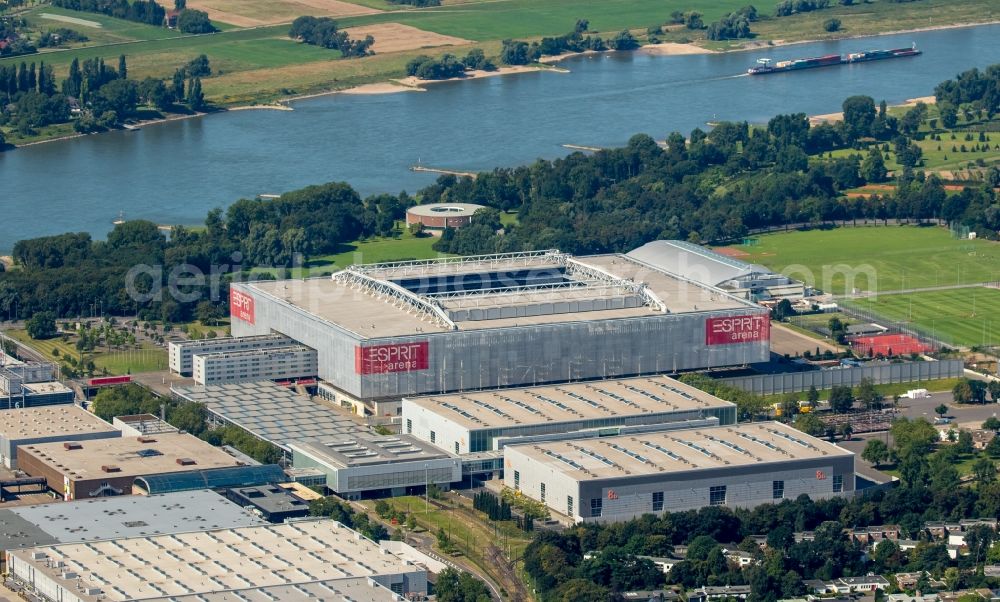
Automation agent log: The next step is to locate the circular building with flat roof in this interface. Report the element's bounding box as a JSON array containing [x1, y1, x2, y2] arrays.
[[406, 203, 485, 230]]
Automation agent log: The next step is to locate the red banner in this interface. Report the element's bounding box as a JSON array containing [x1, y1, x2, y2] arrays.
[[88, 375, 132, 386], [705, 315, 770, 345], [230, 288, 255, 324], [355, 342, 429, 374]]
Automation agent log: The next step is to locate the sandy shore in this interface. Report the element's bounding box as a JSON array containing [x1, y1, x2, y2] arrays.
[[227, 104, 294, 111], [338, 82, 423, 95], [640, 42, 715, 56]]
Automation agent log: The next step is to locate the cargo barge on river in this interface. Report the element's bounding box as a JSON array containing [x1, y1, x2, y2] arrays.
[[748, 43, 921, 75]]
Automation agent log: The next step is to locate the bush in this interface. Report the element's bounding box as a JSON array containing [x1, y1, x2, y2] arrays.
[[823, 18, 841, 32], [176, 9, 217, 34]]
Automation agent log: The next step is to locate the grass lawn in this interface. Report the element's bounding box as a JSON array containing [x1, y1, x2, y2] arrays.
[[306, 229, 446, 273], [22, 5, 184, 46], [5, 328, 168, 375], [731, 226, 1000, 295], [746, 0, 998, 49], [842, 288, 1000, 348]]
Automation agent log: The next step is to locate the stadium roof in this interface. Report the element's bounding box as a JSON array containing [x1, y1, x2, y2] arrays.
[[171, 381, 365, 450], [627, 240, 776, 288], [134, 464, 286, 495], [0, 491, 263, 553], [8, 519, 423, 601], [241, 250, 751, 339], [506, 422, 852, 480], [0, 404, 118, 440], [404, 375, 735, 431]]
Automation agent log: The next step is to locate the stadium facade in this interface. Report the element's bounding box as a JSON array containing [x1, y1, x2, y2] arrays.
[[229, 250, 770, 403]]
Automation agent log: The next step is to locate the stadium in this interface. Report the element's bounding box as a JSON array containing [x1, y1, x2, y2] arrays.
[[229, 250, 770, 404]]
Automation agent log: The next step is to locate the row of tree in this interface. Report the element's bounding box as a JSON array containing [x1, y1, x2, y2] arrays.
[[51, 0, 165, 26]]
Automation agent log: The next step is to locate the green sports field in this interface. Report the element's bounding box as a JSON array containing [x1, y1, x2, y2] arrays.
[[842, 288, 1000, 348], [729, 226, 1000, 295]]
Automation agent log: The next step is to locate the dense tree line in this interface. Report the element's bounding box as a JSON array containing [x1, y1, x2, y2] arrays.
[[706, 6, 758, 41], [0, 183, 412, 321], [406, 49, 496, 80], [775, 0, 830, 16], [435, 568, 492, 602], [387, 0, 440, 5], [288, 16, 374, 57], [51, 0, 165, 26], [498, 22, 638, 66], [934, 65, 1000, 117]]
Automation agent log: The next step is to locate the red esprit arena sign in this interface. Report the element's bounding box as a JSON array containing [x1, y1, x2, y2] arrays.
[[355, 342, 429, 374], [705, 315, 770, 345], [230, 289, 255, 325]]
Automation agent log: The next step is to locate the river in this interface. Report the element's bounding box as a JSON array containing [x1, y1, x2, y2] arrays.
[[1, 24, 999, 251]]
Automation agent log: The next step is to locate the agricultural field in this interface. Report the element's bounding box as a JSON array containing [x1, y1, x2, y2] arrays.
[[185, 0, 380, 28], [729, 226, 1000, 295], [21, 5, 184, 46], [842, 287, 1000, 348]]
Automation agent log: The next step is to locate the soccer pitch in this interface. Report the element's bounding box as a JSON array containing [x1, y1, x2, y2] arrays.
[[842, 288, 1000, 348], [729, 226, 1000, 295]]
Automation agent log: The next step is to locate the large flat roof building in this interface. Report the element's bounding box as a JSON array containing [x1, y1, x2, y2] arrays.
[[192, 345, 318, 386], [168, 334, 294, 376], [6, 519, 430, 600], [403, 375, 737, 453], [0, 405, 121, 469], [504, 421, 854, 523], [162, 577, 408, 601], [172, 381, 364, 451], [17, 432, 242, 500], [290, 436, 461, 500], [230, 250, 770, 402], [0, 490, 265, 558]]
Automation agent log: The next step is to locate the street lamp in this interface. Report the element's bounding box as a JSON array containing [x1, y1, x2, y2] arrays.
[[424, 463, 429, 514]]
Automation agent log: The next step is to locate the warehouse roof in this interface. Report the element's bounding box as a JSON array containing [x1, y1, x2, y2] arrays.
[[19, 432, 240, 482], [241, 250, 752, 339], [506, 422, 851, 480], [0, 490, 263, 552], [404, 376, 735, 431], [160, 577, 405, 601], [9, 519, 422, 601], [627, 240, 776, 288], [172, 381, 365, 450], [0, 404, 118, 440], [290, 435, 453, 469], [134, 465, 286, 495]]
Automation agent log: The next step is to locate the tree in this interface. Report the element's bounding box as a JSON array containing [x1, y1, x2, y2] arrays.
[[26, 311, 57, 339], [609, 30, 638, 51], [773, 299, 796, 320], [839, 422, 853, 441], [807, 385, 819, 407], [953, 379, 974, 404], [781, 393, 800, 419], [823, 18, 841, 32], [435, 568, 492, 602], [827, 317, 847, 342], [983, 417, 1000, 432], [973, 458, 997, 487], [861, 146, 888, 183], [989, 381, 1000, 403], [934, 403, 949, 418], [118, 54, 127, 80], [795, 412, 825, 437], [828, 385, 854, 413], [195, 301, 222, 325], [186, 77, 205, 110], [176, 9, 216, 34], [841, 95, 876, 142], [174, 0, 186, 9], [862, 439, 890, 468], [856, 378, 883, 410]]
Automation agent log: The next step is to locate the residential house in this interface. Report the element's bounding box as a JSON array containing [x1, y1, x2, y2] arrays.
[[687, 585, 752, 602], [623, 590, 682, 602], [851, 525, 901, 546]]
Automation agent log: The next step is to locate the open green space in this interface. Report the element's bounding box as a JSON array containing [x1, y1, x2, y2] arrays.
[[842, 288, 1000, 348], [4, 328, 167, 375], [732, 226, 1000, 295], [22, 5, 184, 46]]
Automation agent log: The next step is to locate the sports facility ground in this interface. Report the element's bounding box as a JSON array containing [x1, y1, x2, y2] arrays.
[[842, 287, 1000, 349], [849, 333, 933, 356], [727, 226, 1000, 295]]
